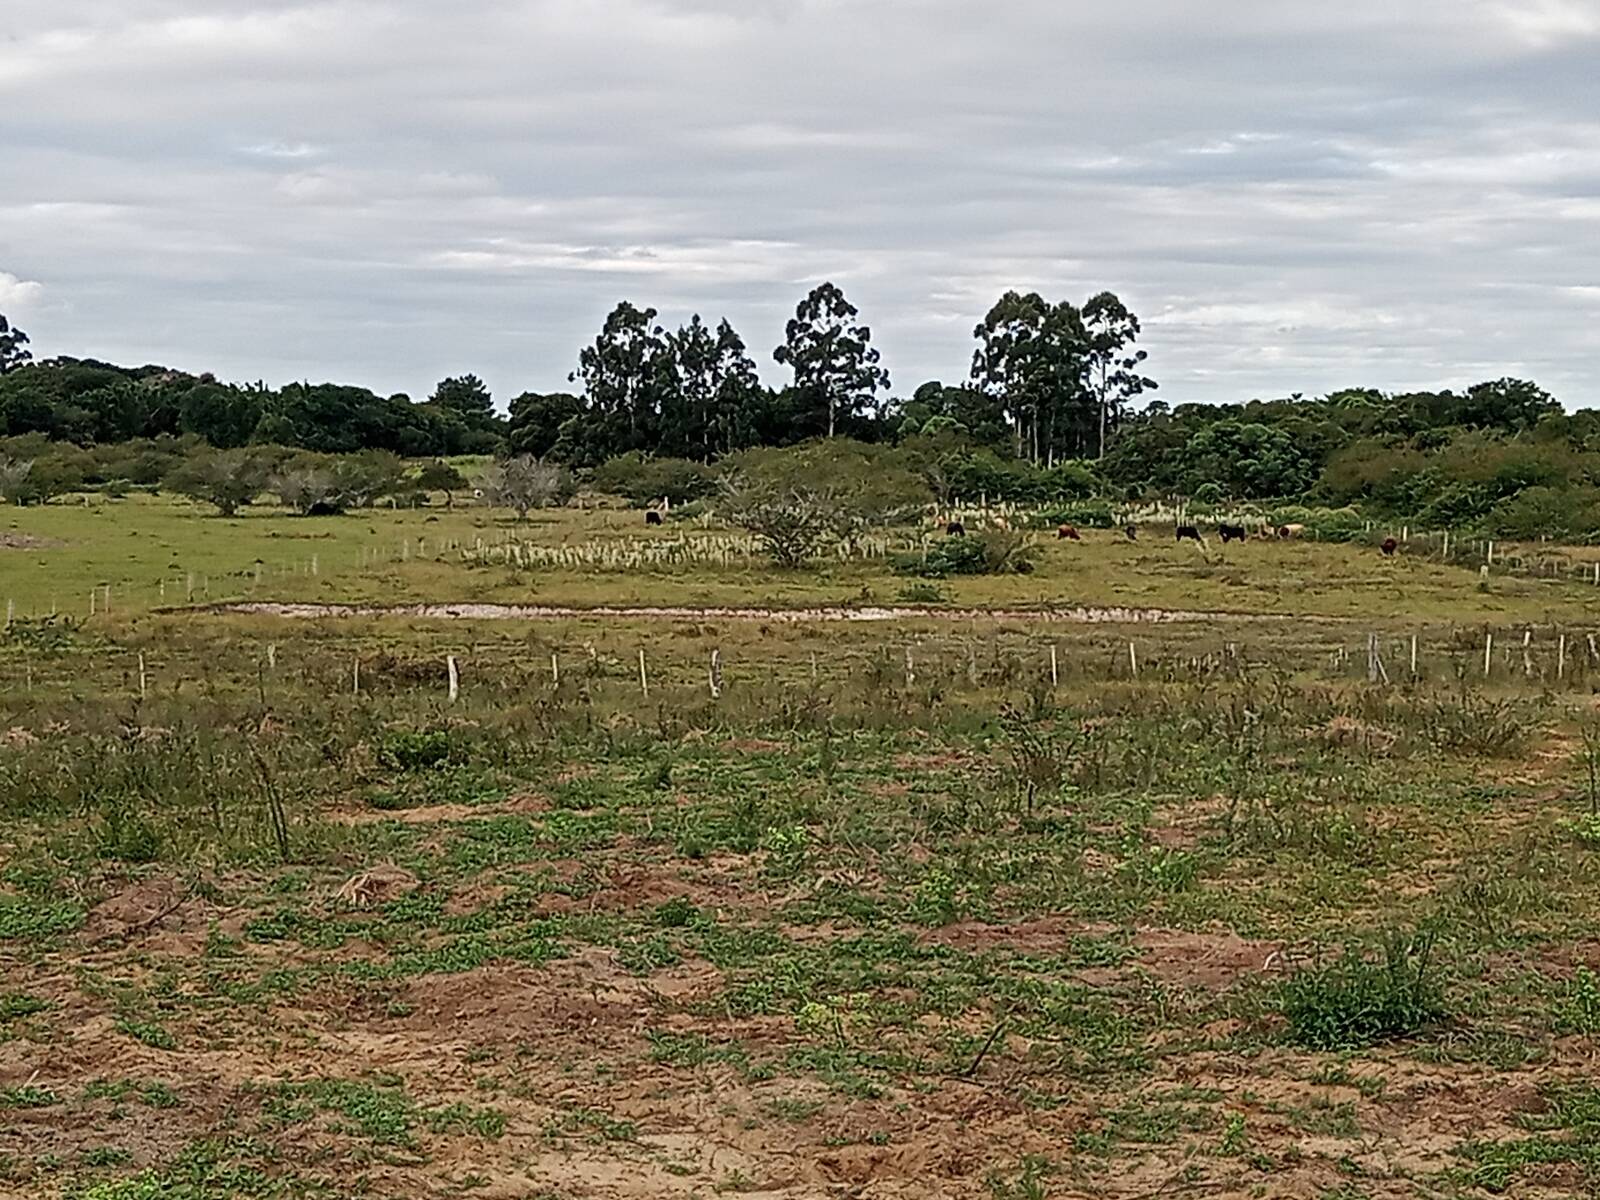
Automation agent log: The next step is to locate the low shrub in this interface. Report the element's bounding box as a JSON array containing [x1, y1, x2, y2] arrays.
[[1277, 927, 1448, 1050], [895, 530, 1034, 578]]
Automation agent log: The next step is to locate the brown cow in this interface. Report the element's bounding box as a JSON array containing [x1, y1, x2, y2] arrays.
[[1057, 524, 1081, 541], [1381, 537, 1398, 557]]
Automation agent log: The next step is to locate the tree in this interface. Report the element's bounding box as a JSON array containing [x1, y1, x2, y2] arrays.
[[414, 460, 467, 509], [271, 459, 345, 515], [179, 382, 265, 448], [1082, 292, 1156, 459], [719, 478, 835, 568], [337, 450, 408, 508], [164, 448, 268, 516], [971, 292, 1089, 464], [430, 375, 497, 434], [0, 314, 30, 375], [483, 455, 574, 518], [773, 283, 889, 439], [0, 455, 33, 503], [571, 303, 672, 464], [664, 316, 763, 458], [507, 392, 583, 459]]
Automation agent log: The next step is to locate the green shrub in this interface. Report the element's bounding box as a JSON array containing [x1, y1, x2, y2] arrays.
[[592, 453, 716, 506], [1032, 500, 1117, 529], [1277, 928, 1448, 1050], [377, 730, 457, 772], [1556, 968, 1600, 1034], [896, 530, 1034, 578]]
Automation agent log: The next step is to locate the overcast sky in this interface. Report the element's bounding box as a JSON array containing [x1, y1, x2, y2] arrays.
[[3, 0, 1598, 410]]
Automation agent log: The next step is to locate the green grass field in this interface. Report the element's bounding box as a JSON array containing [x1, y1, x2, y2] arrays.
[[5, 494, 1600, 1198]]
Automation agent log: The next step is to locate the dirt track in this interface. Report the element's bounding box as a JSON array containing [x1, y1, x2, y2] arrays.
[[215, 601, 1290, 623]]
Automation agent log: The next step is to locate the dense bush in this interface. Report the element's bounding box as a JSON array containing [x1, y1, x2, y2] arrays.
[[896, 530, 1035, 578], [591, 453, 717, 506]]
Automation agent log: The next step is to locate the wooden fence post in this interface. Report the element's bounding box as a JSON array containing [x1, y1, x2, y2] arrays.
[[638, 649, 649, 699], [709, 649, 723, 700], [447, 655, 460, 703]]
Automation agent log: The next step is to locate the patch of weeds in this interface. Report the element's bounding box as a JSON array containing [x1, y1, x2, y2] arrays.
[[425, 1101, 507, 1139], [69, 1136, 339, 1198], [1218, 1112, 1249, 1155], [1119, 842, 1199, 894], [115, 1017, 177, 1051], [764, 1097, 823, 1122], [0, 1085, 58, 1108], [652, 896, 701, 928], [1461, 1082, 1600, 1192], [987, 1154, 1054, 1199], [1555, 967, 1600, 1034], [909, 867, 967, 926], [377, 729, 457, 772], [0, 992, 50, 1022], [896, 581, 949, 605], [761, 824, 810, 878], [0, 894, 84, 941], [617, 933, 682, 972], [1072, 1091, 1219, 1155], [1277, 928, 1448, 1050], [647, 1030, 753, 1074], [1560, 813, 1600, 849], [548, 1107, 637, 1142], [83, 1079, 182, 1109], [80, 1146, 134, 1168]]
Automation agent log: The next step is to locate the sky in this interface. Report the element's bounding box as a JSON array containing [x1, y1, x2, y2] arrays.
[[3, 0, 1599, 410]]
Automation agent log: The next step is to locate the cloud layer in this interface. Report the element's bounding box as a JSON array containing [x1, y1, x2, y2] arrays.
[[3, 0, 1598, 407]]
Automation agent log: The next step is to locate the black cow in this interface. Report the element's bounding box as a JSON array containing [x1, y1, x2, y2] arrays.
[[1176, 525, 1203, 544], [1125, 524, 1138, 542], [645, 510, 664, 526], [1381, 537, 1398, 557], [946, 520, 966, 537], [1218, 524, 1247, 544]]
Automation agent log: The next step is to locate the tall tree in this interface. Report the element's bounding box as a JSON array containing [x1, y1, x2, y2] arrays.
[[572, 302, 672, 464], [429, 374, 496, 432], [1082, 291, 1156, 460], [970, 292, 1088, 464], [666, 315, 761, 458], [773, 283, 889, 439], [0, 314, 31, 375], [507, 391, 582, 459]]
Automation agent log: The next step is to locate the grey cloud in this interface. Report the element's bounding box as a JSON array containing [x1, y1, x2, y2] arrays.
[[2, 0, 1599, 407]]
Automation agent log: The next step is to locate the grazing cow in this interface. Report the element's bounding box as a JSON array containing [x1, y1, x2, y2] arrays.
[[1057, 524, 1081, 541], [1218, 524, 1247, 544], [1277, 523, 1306, 539], [1125, 524, 1138, 542], [1176, 525, 1204, 544], [645, 510, 664, 526], [946, 520, 966, 537], [1381, 537, 1399, 557]]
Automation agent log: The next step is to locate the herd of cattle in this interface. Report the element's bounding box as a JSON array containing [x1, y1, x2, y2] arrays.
[[641, 508, 1400, 557]]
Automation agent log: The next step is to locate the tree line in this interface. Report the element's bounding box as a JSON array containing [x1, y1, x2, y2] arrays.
[[5, 296, 1596, 536], [0, 283, 1152, 467]]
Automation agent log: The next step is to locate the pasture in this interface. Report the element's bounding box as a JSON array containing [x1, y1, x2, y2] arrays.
[[5, 492, 1600, 1199]]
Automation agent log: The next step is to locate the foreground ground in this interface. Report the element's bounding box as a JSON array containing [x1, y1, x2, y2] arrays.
[[5, 502, 1600, 1198]]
